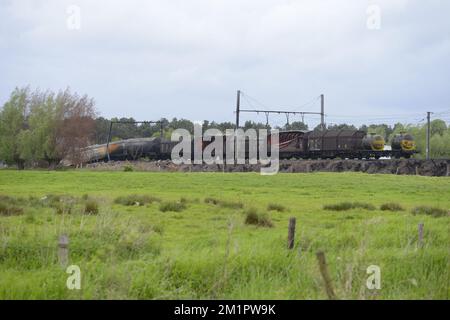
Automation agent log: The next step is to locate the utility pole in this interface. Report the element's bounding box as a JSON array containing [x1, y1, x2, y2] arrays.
[[320, 94, 325, 130], [426, 111, 431, 160], [235, 90, 241, 129], [106, 121, 113, 161]]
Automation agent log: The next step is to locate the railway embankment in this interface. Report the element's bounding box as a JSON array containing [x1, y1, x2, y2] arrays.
[[85, 159, 450, 176]]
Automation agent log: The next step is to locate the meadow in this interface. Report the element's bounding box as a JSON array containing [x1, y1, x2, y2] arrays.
[[0, 170, 449, 299]]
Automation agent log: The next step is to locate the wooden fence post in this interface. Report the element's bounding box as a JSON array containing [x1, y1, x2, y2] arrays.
[[415, 166, 419, 176], [316, 251, 337, 300], [287, 217, 296, 249], [58, 234, 69, 268], [418, 223, 424, 248]]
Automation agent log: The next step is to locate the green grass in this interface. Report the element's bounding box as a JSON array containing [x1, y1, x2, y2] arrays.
[[0, 170, 449, 299]]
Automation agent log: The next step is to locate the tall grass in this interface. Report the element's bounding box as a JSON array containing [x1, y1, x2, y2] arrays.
[[244, 208, 273, 228], [204, 197, 243, 209], [114, 194, 161, 206], [323, 202, 376, 211], [411, 206, 448, 217], [0, 171, 448, 299]]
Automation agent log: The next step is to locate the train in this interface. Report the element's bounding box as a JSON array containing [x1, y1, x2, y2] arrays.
[[72, 129, 416, 165]]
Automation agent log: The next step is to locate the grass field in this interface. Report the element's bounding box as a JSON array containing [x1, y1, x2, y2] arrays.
[[0, 170, 449, 299]]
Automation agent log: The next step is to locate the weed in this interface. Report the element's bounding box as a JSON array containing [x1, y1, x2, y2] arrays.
[[380, 202, 404, 211], [204, 197, 243, 209], [159, 201, 187, 212], [267, 203, 286, 212], [84, 200, 99, 215], [244, 208, 273, 228], [114, 194, 161, 206], [323, 202, 375, 211], [411, 206, 448, 218], [0, 203, 24, 216], [123, 165, 134, 172]]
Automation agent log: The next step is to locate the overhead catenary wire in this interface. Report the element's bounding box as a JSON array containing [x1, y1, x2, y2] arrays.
[[237, 91, 325, 129], [237, 91, 449, 129]]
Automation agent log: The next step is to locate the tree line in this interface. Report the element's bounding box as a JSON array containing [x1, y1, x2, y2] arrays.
[[1, 86, 449, 169]]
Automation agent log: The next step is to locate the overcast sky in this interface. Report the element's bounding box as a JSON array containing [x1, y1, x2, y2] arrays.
[[1, 0, 449, 127]]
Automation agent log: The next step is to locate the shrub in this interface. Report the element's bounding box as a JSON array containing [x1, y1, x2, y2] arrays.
[[123, 165, 134, 172], [114, 194, 161, 206], [267, 203, 286, 212], [84, 200, 99, 215], [323, 202, 375, 211], [380, 202, 404, 211], [411, 206, 448, 218], [244, 208, 273, 228], [159, 201, 187, 212]]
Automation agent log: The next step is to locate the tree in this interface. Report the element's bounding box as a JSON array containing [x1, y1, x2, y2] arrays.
[[18, 90, 60, 165], [284, 121, 308, 131], [94, 117, 111, 144], [430, 119, 447, 136], [0, 87, 29, 169], [54, 88, 97, 166]]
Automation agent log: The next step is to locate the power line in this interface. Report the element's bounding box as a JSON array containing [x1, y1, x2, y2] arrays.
[[236, 90, 325, 129]]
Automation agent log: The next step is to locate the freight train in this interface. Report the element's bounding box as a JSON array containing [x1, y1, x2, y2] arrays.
[[75, 130, 416, 164]]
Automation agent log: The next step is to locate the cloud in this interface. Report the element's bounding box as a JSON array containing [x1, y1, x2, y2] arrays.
[[1, 0, 449, 127]]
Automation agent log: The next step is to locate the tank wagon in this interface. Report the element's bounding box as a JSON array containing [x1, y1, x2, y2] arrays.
[[76, 129, 416, 164], [275, 130, 415, 159]]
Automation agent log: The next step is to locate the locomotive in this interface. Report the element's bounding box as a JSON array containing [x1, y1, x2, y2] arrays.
[[76, 129, 416, 164]]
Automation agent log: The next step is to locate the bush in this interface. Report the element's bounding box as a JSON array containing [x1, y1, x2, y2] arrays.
[[411, 206, 448, 218], [123, 165, 134, 172], [267, 203, 286, 212], [84, 200, 99, 215], [244, 208, 273, 228], [159, 201, 187, 212], [380, 202, 404, 211], [323, 202, 375, 211], [114, 194, 161, 206]]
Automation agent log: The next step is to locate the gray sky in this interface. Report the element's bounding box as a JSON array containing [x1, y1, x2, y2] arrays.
[[1, 0, 449, 127]]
